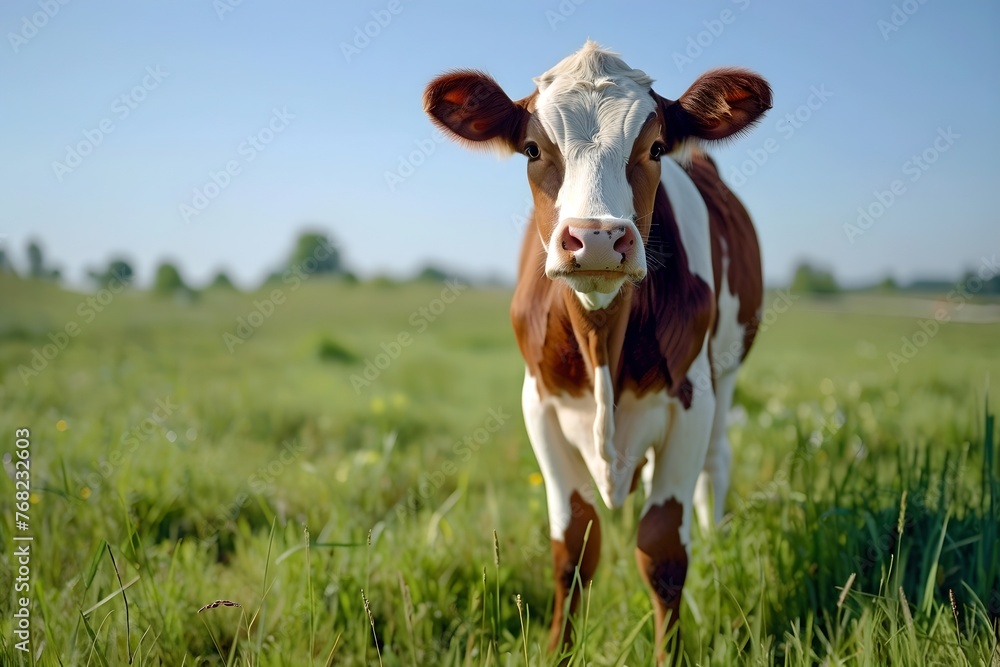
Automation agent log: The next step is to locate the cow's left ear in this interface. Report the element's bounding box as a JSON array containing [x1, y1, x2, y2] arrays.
[[423, 70, 530, 154], [655, 68, 771, 145]]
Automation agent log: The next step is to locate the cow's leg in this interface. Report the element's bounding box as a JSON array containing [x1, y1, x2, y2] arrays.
[[521, 373, 601, 652], [548, 487, 601, 652], [694, 367, 738, 532], [637, 380, 715, 664]]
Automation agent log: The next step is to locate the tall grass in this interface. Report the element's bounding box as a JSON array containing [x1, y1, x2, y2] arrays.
[[0, 277, 997, 665]]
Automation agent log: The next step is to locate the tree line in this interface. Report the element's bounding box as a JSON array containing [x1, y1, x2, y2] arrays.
[[1, 232, 471, 297], [2, 235, 997, 297]]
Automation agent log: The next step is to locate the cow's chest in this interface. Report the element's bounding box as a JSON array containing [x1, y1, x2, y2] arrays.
[[547, 388, 675, 508]]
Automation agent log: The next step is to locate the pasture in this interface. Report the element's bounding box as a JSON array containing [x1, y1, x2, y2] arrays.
[[0, 273, 998, 665]]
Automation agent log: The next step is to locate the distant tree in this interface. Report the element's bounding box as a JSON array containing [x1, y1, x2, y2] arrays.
[[907, 278, 954, 294], [27, 241, 44, 278], [876, 275, 898, 292], [414, 264, 451, 282], [987, 275, 1000, 295], [88, 258, 134, 288], [960, 269, 1000, 296], [790, 261, 839, 295], [153, 261, 189, 296], [209, 270, 237, 290], [288, 232, 341, 276], [369, 274, 398, 288], [0, 249, 17, 276], [26, 239, 59, 281], [259, 270, 285, 288]]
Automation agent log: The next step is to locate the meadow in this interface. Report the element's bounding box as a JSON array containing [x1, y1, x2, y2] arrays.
[[0, 273, 998, 666]]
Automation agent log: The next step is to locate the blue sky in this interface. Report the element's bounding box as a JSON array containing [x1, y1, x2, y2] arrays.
[[1, 0, 997, 288]]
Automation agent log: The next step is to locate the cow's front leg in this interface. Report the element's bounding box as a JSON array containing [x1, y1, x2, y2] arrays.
[[637, 381, 715, 664], [549, 487, 601, 652], [521, 373, 601, 653]]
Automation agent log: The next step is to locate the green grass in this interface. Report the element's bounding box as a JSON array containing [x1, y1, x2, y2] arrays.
[[0, 274, 997, 665]]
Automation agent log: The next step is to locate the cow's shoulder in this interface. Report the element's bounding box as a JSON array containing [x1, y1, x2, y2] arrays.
[[621, 175, 714, 407]]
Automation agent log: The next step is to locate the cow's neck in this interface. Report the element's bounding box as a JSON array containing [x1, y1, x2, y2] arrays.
[[561, 285, 632, 390]]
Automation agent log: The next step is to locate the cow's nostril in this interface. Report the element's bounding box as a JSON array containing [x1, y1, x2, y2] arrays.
[[613, 226, 636, 254], [561, 227, 584, 252]]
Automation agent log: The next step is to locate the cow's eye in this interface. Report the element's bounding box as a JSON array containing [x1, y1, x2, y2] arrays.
[[649, 143, 666, 161], [524, 143, 540, 160]]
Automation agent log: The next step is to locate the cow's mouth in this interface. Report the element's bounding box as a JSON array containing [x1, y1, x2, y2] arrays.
[[549, 268, 639, 295], [550, 266, 645, 283], [569, 269, 623, 276]]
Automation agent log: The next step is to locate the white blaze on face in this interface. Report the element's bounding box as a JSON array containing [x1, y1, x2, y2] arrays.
[[537, 88, 654, 223], [532, 43, 657, 303], [533, 44, 657, 222]]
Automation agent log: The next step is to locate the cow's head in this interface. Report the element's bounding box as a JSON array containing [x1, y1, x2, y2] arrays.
[[424, 41, 770, 306]]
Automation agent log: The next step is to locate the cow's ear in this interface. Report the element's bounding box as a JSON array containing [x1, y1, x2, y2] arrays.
[[655, 68, 771, 144], [424, 70, 530, 154]]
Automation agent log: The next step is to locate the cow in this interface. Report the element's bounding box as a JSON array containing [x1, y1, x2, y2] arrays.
[[423, 41, 770, 662]]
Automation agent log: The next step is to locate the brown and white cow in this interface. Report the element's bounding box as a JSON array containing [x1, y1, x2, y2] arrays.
[[424, 41, 770, 660]]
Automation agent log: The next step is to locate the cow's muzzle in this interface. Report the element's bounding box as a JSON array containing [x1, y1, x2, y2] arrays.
[[545, 217, 646, 290]]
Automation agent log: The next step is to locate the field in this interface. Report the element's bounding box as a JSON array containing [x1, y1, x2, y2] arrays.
[[0, 273, 998, 666]]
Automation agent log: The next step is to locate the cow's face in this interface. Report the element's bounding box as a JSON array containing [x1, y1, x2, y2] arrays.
[[424, 41, 770, 307]]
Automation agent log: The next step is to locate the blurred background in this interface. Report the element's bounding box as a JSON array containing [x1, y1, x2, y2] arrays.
[[1, 2, 999, 665]]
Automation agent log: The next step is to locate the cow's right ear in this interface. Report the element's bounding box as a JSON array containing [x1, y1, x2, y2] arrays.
[[423, 70, 529, 155]]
